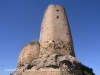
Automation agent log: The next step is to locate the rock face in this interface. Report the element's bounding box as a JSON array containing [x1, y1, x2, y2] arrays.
[[26, 54, 81, 70], [11, 4, 84, 75], [12, 54, 82, 75]]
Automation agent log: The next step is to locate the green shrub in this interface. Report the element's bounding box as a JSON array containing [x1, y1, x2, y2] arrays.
[[81, 64, 95, 75]]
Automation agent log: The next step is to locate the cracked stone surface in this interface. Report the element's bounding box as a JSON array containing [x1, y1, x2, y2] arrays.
[[11, 54, 82, 75]]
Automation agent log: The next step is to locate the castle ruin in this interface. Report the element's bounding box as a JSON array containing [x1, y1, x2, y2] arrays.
[[11, 4, 83, 75]]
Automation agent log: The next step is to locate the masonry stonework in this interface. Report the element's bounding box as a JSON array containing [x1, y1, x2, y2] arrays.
[[39, 4, 75, 57], [17, 41, 40, 69]]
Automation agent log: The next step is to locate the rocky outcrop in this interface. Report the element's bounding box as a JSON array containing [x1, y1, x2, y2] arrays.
[[11, 54, 82, 75], [26, 54, 80, 70]]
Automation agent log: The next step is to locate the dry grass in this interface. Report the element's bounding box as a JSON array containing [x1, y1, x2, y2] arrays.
[[23, 40, 39, 48]]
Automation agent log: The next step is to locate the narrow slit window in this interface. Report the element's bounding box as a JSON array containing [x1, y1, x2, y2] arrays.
[[56, 9, 59, 12], [56, 16, 59, 19]]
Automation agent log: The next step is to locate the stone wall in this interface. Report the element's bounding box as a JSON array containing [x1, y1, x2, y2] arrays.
[[22, 67, 61, 75], [17, 41, 40, 68], [39, 4, 75, 57]]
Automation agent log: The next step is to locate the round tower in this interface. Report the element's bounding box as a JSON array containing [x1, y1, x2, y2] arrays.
[[17, 41, 40, 68], [39, 4, 75, 57]]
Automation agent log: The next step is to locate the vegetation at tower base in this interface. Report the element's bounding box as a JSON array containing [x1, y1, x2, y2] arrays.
[[81, 64, 95, 75]]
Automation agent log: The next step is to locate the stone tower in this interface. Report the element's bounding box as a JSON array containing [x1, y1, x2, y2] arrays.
[[39, 4, 75, 57], [11, 4, 83, 75]]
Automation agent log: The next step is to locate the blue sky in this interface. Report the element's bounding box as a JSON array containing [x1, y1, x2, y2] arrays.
[[0, 0, 100, 75]]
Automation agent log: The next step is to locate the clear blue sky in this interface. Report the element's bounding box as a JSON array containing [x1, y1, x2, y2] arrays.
[[0, 0, 100, 75]]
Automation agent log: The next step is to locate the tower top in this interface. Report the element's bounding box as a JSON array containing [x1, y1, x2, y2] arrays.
[[48, 4, 64, 7]]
